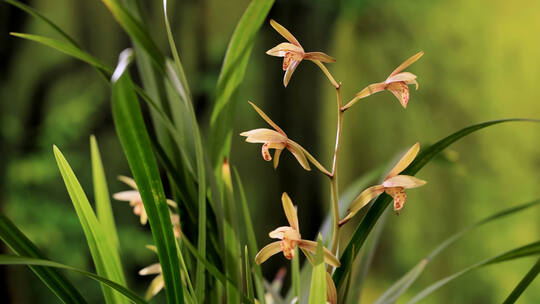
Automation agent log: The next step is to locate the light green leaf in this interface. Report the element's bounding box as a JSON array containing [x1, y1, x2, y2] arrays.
[[209, 0, 274, 170], [53, 146, 127, 304], [0, 255, 146, 304], [0, 214, 87, 303], [309, 235, 327, 304]]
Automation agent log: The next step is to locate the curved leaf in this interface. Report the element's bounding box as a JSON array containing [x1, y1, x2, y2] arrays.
[[502, 257, 540, 304]]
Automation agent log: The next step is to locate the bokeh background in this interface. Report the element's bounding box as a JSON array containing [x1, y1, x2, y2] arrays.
[[1, 0, 539, 303]]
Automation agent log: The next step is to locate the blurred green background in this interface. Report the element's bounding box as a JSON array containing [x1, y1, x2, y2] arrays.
[[1, 0, 539, 303]]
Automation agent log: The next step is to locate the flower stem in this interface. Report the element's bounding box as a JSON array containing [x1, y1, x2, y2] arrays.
[[313, 60, 340, 88], [329, 86, 344, 264]]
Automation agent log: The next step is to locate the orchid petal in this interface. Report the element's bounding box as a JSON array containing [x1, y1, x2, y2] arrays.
[[166, 199, 178, 208], [281, 192, 299, 231], [139, 263, 162, 276], [304, 51, 336, 63], [385, 187, 407, 212], [240, 128, 287, 143], [297, 240, 341, 267], [386, 72, 417, 84], [354, 82, 387, 100], [262, 143, 272, 161], [385, 142, 420, 179], [286, 141, 311, 171], [326, 272, 338, 304], [270, 19, 301, 47], [269, 226, 293, 239], [387, 81, 410, 108], [339, 185, 384, 226], [389, 51, 424, 77], [145, 274, 165, 300], [118, 175, 138, 189], [266, 42, 303, 57], [112, 190, 140, 202], [273, 148, 283, 169], [283, 59, 301, 87], [248, 102, 286, 134], [383, 175, 427, 189], [255, 241, 283, 265], [140, 210, 148, 225]]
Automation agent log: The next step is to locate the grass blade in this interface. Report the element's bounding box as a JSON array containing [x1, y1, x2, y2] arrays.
[[374, 198, 540, 304], [333, 118, 540, 290], [0, 255, 146, 304], [53, 146, 127, 304], [407, 241, 540, 303], [90, 135, 120, 251], [245, 246, 255, 301], [111, 68, 183, 303], [308, 236, 327, 304], [0, 214, 87, 304], [502, 257, 540, 304], [292, 247, 300, 302], [209, 0, 274, 169]]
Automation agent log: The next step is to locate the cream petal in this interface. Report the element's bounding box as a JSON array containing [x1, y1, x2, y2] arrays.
[[255, 241, 283, 265], [354, 82, 387, 100], [385, 142, 420, 179], [266, 42, 303, 57], [140, 209, 148, 225], [166, 199, 178, 208], [240, 128, 287, 143], [283, 59, 301, 87], [273, 148, 283, 169], [118, 175, 138, 190], [382, 175, 427, 189], [286, 141, 311, 171], [387, 81, 410, 108], [144, 274, 165, 300], [139, 263, 162, 276], [386, 72, 417, 84], [304, 51, 336, 63], [269, 226, 293, 239], [270, 19, 302, 47], [248, 102, 286, 135], [389, 51, 424, 77], [297, 240, 340, 267], [113, 190, 140, 202], [385, 187, 407, 212], [339, 185, 385, 226], [281, 192, 299, 231]]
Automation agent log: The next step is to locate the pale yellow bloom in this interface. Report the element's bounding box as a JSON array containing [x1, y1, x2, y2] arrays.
[[345, 52, 423, 109], [240, 102, 311, 171], [266, 19, 335, 87], [340, 143, 426, 225], [255, 193, 340, 267], [113, 176, 178, 225]]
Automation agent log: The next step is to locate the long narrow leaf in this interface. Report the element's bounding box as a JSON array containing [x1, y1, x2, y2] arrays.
[[0, 214, 87, 303], [0, 255, 146, 304], [334, 118, 540, 289], [308, 236, 327, 304], [502, 257, 540, 304]]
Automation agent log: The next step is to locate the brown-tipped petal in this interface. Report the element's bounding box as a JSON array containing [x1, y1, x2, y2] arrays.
[[304, 51, 336, 63], [266, 42, 303, 57], [262, 143, 272, 161], [273, 148, 282, 169], [383, 175, 427, 189], [387, 81, 410, 108], [326, 272, 338, 304], [139, 263, 162, 276], [144, 274, 165, 300], [354, 82, 387, 99], [385, 187, 407, 212], [247, 102, 286, 134], [113, 190, 141, 202], [240, 128, 287, 143], [118, 175, 138, 190], [270, 19, 301, 47], [269, 226, 293, 239], [389, 51, 424, 77], [283, 59, 301, 87], [385, 142, 420, 179], [286, 141, 311, 171], [255, 241, 283, 265], [281, 192, 299, 231], [298, 240, 340, 267]]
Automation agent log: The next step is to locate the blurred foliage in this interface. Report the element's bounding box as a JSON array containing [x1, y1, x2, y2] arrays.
[[0, 0, 539, 303]]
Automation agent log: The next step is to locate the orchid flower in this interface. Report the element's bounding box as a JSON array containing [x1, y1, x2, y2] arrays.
[[255, 193, 340, 267], [240, 102, 313, 171], [343, 51, 424, 110], [266, 19, 336, 87], [138, 245, 164, 300], [113, 176, 178, 225], [339, 143, 427, 225]]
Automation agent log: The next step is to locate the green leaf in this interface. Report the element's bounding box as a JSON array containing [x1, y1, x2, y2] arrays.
[[292, 247, 301, 302], [245, 246, 255, 302], [374, 198, 540, 304], [111, 68, 183, 303], [53, 146, 127, 304], [90, 135, 120, 251], [308, 236, 327, 304], [502, 256, 540, 304], [407, 241, 540, 303], [333, 118, 540, 290], [0, 255, 146, 304], [209, 0, 274, 169], [0, 214, 87, 304]]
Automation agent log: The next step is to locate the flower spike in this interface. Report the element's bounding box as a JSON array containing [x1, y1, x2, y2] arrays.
[[267, 19, 335, 87], [255, 193, 340, 267], [343, 51, 424, 110], [339, 143, 427, 225]]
